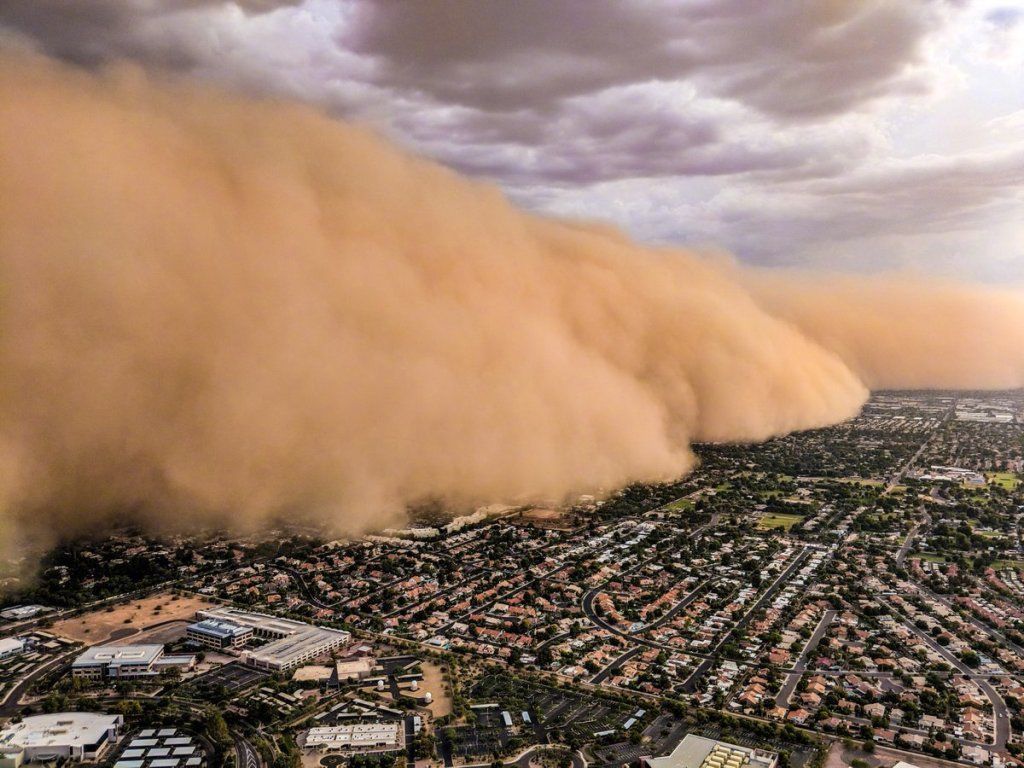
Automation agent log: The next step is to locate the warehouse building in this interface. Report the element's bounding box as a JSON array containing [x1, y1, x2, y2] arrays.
[[194, 608, 349, 672], [0, 712, 122, 764], [72, 645, 195, 681]]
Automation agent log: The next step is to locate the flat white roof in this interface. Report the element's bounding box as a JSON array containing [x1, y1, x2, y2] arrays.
[[0, 638, 25, 654], [646, 736, 777, 768], [0, 713, 121, 751], [304, 723, 401, 749], [73, 645, 163, 668]]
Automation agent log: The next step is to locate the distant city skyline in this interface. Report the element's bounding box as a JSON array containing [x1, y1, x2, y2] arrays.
[[1, 0, 1022, 281]]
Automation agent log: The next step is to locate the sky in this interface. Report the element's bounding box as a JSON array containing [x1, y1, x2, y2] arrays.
[[2, 0, 1022, 281]]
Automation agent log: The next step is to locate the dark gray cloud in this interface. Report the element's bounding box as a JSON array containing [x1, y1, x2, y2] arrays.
[[395, 89, 836, 186], [342, 0, 940, 120], [0, 0, 1020, 279], [0, 0, 947, 121], [0, 0, 297, 66]]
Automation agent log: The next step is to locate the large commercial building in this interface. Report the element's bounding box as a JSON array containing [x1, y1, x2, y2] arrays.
[[0, 638, 25, 659], [300, 723, 402, 753], [194, 608, 349, 672], [643, 736, 777, 768], [0, 713, 122, 765], [185, 619, 253, 650], [0, 606, 49, 622], [71, 645, 196, 681]]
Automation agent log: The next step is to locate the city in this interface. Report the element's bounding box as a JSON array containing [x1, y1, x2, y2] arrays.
[[0, 391, 1020, 768]]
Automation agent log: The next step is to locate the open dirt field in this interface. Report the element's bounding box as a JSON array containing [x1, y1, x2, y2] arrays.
[[522, 508, 562, 521], [825, 742, 962, 768], [420, 660, 453, 718], [51, 593, 215, 643], [515, 508, 574, 530]]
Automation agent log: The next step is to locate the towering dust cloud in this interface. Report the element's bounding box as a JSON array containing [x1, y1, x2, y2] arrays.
[[0, 55, 1022, 550]]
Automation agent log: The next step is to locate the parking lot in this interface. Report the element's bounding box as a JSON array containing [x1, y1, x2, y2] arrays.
[[471, 675, 649, 741], [188, 662, 266, 694], [445, 723, 511, 761]]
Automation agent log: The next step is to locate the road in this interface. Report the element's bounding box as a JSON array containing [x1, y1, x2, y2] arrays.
[[580, 514, 720, 650], [637, 579, 717, 634], [234, 734, 260, 768], [589, 645, 644, 685], [683, 547, 810, 692], [895, 609, 1010, 750], [885, 398, 956, 494], [404, 715, 417, 768], [895, 509, 931, 566], [0, 648, 79, 716], [775, 609, 836, 707], [909, 578, 1024, 658]]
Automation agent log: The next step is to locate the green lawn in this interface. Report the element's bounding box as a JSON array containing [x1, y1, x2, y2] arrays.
[[974, 529, 1006, 540], [757, 513, 803, 530], [662, 498, 695, 512], [987, 472, 1020, 491]]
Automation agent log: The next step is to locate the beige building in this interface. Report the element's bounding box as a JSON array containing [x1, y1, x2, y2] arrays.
[[644, 736, 777, 768]]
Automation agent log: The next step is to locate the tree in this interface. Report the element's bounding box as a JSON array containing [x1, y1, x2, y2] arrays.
[[203, 708, 231, 750]]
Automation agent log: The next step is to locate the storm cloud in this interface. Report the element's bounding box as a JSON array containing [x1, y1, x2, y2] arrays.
[[0, 55, 1022, 554]]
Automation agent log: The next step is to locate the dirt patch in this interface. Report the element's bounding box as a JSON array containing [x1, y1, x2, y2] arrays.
[[825, 743, 959, 768], [522, 509, 561, 521], [419, 660, 452, 718], [515, 508, 573, 530], [51, 593, 215, 643]]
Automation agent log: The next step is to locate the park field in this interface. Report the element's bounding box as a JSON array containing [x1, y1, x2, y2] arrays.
[[757, 513, 803, 530], [987, 472, 1020, 490]]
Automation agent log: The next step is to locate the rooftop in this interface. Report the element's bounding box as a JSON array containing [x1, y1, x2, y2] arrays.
[[73, 645, 164, 668], [645, 736, 777, 768], [0, 713, 122, 751]]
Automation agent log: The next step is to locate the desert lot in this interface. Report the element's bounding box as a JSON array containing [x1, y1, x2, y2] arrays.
[[419, 661, 453, 718], [52, 593, 216, 644]]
